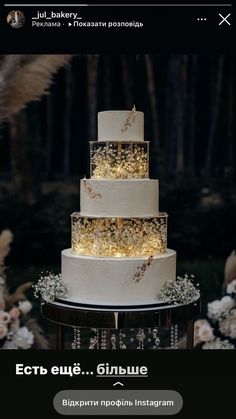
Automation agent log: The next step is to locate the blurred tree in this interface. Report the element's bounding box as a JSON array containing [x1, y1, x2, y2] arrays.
[[205, 55, 224, 178], [63, 63, 73, 178], [9, 110, 41, 205], [45, 94, 53, 180], [121, 55, 133, 108], [87, 55, 99, 141], [0, 54, 235, 193], [103, 56, 111, 109], [176, 55, 187, 174], [187, 55, 197, 176], [145, 54, 160, 156], [227, 55, 235, 179]]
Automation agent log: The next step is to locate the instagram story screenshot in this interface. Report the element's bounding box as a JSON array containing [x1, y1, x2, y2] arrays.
[[0, 1, 235, 418]]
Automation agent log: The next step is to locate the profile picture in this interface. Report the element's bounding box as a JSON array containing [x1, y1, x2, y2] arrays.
[[7, 10, 25, 29]]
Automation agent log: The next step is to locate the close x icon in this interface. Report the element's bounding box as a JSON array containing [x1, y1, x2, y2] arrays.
[[218, 13, 231, 26]]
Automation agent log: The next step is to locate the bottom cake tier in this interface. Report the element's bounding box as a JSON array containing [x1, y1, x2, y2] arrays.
[[61, 249, 176, 306]]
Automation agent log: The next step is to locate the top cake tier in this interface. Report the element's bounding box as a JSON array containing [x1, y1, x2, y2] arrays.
[[98, 110, 144, 142]]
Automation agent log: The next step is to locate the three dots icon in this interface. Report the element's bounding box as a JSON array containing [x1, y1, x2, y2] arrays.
[[197, 17, 207, 21]]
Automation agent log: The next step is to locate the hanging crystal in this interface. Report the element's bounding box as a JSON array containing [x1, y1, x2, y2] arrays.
[[101, 329, 107, 350], [70, 324, 183, 350], [71, 327, 80, 349], [110, 333, 117, 350], [118, 330, 127, 349], [71, 327, 76, 350], [152, 327, 160, 349], [170, 325, 178, 349], [174, 325, 178, 349], [89, 328, 99, 349], [96, 329, 100, 349], [136, 328, 145, 350]]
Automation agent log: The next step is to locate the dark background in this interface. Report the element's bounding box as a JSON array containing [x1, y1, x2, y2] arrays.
[[0, 4, 235, 418], [1, 350, 235, 419], [0, 53, 235, 310]]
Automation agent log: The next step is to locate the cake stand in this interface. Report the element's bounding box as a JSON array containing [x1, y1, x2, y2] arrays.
[[41, 297, 200, 350]]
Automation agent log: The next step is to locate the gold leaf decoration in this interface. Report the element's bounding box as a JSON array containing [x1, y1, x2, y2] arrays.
[[133, 256, 154, 283], [82, 179, 102, 199], [121, 105, 136, 133]]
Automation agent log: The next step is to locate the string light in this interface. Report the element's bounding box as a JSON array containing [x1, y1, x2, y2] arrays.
[[90, 141, 149, 179], [71, 214, 167, 257]]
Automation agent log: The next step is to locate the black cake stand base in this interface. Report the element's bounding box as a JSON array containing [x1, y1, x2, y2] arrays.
[[41, 298, 200, 350]]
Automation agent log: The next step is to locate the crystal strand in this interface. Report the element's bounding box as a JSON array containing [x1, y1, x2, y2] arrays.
[[136, 328, 145, 350], [118, 330, 123, 349], [76, 327, 80, 349], [71, 327, 77, 349], [71, 327, 80, 350], [141, 329, 145, 350], [110, 333, 117, 350], [89, 337, 96, 349], [96, 329, 100, 350], [101, 329, 107, 350], [136, 329, 141, 349], [89, 328, 98, 350], [170, 325, 175, 349], [122, 331, 127, 349], [130, 329, 135, 345], [170, 325, 178, 349], [174, 325, 178, 349], [147, 328, 152, 346], [118, 330, 127, 349], [152, 327, 160, 349]]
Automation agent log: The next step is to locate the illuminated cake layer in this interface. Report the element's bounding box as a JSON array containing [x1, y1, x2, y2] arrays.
[[90, 141, 149, 179], [71, 213, 167, 257], [98, 110, 144, 142], [80, 179, 159, 218]]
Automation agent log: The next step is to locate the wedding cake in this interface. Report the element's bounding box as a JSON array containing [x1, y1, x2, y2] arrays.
[[60, 109, 176, 307]]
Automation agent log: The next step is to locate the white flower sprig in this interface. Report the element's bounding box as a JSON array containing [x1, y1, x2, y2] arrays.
[[218, 309, 236, 339], [3, 327, 34, 349], [159, 274, 200, 305], [202, 337, 234, 350], [207, 296, 235, 322], [33, 273, 68, 303], [226, 279, 236, 295]]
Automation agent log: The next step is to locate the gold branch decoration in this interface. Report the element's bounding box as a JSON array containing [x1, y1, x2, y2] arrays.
[[133, 256, 154, 283], [121, 105, 136, 133], [0, 54, 72, 121], [82, 179, 102, 199]]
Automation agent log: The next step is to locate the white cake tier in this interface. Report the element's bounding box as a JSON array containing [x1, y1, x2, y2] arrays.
[[80, 179, 159, 217], [61, 249, 176, 305], [98, 110, 144, 142]]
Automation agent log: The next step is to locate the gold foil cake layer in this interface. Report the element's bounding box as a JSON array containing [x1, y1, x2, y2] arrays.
[[71, 213, 167, 257], [90, 141, 149, 179]]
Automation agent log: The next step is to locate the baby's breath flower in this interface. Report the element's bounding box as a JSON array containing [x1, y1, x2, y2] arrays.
[[159, 274, 200, 305], [33, 273, 68, 303]]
